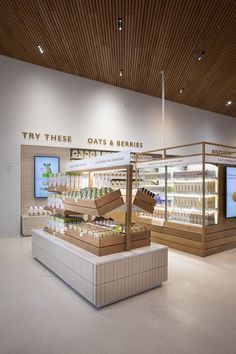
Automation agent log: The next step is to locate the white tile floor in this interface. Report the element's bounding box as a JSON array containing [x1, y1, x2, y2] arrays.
[[1, 234, 236, 354]]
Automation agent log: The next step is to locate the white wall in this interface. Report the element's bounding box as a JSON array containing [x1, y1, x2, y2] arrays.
[[0, 55, 236, 234]]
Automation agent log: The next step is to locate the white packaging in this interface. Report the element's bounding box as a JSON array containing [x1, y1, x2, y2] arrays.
[[75, 175, 79, 189], [52, 174, 57, 187], [55, 218, 60, 233], [33, 206, 38, 215], [51, 217, 55, 231], [57, 173, 62, 187], [61, 173, 66, 187], [59, 220, 64, 234], [70, 175, 75, 189], [66, 175, 71, 188], [28, 206, 34, 216], [49, 175, 53, 187], [55, 196, 60, 209]]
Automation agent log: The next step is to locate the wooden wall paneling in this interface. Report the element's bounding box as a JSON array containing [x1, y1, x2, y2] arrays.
[[151, 231, 203, 250], [0, 0, 235, 117]]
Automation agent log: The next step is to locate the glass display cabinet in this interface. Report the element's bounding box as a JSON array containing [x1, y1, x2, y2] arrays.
[[135, 142, 236, 256]]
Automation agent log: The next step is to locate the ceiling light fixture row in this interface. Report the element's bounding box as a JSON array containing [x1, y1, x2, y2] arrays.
[[37, 45, 44, 54], [226, 100, 232, 107], [118, 18, 123, 31], [198, 51, 205, 61], [179, 88, 184, 94], [118, 18, 123, 77]]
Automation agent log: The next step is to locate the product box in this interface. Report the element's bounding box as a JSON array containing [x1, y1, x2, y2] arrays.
[[66, 175, 71, 189], [70, 175, 75, 189], [90, 151, 96, 157], [71, 149, 78, 158], [78, 150, 84, 159], [75, 175, 79, 189]]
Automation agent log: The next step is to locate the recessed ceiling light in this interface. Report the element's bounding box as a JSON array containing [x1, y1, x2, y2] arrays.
[[118, 18, 123, 31], [198, 51, 205, 61], [119, 69, 123, 77], [226, 100, 232, 107], [179, 88, 184, 94], [37, 45, 44, 54]]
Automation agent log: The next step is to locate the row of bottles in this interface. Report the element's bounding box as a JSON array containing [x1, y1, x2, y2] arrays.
[[173, 181, 216, 194], [47, 216, 84, 234], [171, 210, 215, 225], [64, 187, 113, 200], [140, 208, 216, 226], [47, 193, 64, 210], [173, 196, 216, 209], [172, 169, 216, 179]]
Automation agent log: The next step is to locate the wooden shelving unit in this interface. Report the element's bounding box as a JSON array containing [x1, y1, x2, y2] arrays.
[[136, 141, 236, 256], [44, 152, 151, 255]]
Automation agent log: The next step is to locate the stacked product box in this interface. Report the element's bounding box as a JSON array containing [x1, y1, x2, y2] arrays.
[[46, 215, 84, 234]]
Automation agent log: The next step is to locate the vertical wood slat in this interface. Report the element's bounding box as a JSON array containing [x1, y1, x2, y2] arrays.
[[125, 164, 133, 251]]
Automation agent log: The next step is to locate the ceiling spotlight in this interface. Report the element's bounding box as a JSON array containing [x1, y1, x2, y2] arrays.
[[226, 100, 232, 107], [179, 88, 184, 94], [118, 18, 123, 31], [119, 69, 123, 77], [198, 51, 205, 61], [37, 45, 44, 54]]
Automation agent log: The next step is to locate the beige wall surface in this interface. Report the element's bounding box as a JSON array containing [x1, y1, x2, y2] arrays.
[[0, 55, 236, 234]]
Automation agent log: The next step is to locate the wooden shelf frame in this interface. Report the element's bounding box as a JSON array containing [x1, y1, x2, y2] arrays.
[[134, 141, 236, 256], [63, 163, 134, 252]]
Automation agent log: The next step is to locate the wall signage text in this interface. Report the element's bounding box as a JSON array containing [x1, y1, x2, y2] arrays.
[[138, 155, 202, 169], [22, 132, 72, 143], [87, 137, 143, 149], [66, 151, 130, 172], [211, 149, 232, 156]]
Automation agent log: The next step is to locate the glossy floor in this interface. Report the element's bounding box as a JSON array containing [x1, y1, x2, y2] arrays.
[[1, 235, 236, 354]]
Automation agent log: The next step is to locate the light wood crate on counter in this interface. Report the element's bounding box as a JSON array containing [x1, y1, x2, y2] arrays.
[[64, 229, 150, 256]]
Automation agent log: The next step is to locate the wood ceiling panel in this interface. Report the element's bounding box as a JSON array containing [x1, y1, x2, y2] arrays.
[[0, 0, 235, 117]]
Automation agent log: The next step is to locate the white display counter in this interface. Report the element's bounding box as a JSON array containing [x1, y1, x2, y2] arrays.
[[32, 229, 168, 308]]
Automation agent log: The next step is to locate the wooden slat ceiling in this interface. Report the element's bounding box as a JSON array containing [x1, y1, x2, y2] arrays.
[[0, 0, 235, 117]]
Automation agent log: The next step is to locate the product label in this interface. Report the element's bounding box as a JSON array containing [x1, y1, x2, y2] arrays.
[[66, 151, 131, 172]]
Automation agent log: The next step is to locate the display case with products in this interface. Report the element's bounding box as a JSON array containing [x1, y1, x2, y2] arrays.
[[43, 151, 153, 256], [135, 142, 236, 256], [32, 151, 168, 307]]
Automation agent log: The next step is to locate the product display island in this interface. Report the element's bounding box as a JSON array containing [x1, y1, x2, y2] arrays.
[[32, 229, 167, 308], [32, 151, 168, 307]]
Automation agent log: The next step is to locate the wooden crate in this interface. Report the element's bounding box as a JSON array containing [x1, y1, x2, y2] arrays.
[[44, 226, 150, 256], [133, 189, 156, 213], [66, 228, 125, 247], [64, 190, 124, 216], [63, 228, 150, 256]]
